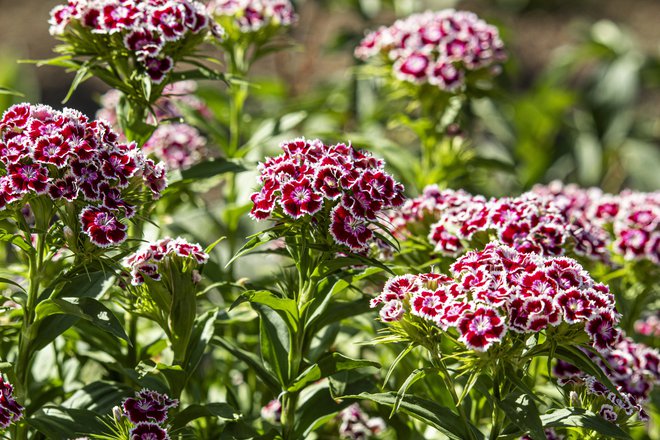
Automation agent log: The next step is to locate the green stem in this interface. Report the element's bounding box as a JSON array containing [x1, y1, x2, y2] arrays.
[[225, 45, 250, 280], [14, 231, 46, 440], [431, 347, 478, 440]]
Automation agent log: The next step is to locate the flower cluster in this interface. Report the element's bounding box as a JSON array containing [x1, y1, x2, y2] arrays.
[[124, 237, 209, 286], [0, 103, 167, 248], [533, 182, 660, 264], [49, 0, 220, 83], [635, 313, 660, 338], [338, 404, 385, 440], [0, 376, 23, 430], [207, 0, 297, 34], [250, 138, 405, 252], [356, 9, 506, 92], [121, 389, 178, 440], [371, 242, 621, 352], [98, 82, 211, 171], [389, 187, 573, 258], [554, 337, 660, 420], [97, 81, 212, 129]]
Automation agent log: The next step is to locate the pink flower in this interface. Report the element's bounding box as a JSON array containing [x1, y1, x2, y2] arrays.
[[208, 0, 297, 34], [379, 300, 405, 322], [356, 9, 506, 91], [124, 237, 209, 286]]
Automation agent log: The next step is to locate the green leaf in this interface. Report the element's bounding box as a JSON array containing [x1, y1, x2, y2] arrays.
[[180, 158, 246, 180], [393, 368, 432, 416], [212, 336, 279, 392], [308, 299, 372, 333], [294, 386, 353, 438], [62, 64, 92, 104], [541, 408, 631, 439], [185, 310, 217, 374], [226, 228, 283, 267], [28, 407, 107, 437], [496, 391, 545, 440], [170, 402, 241, 431], [255, 303, 291, 386], [0, 229, 33, 253], [205, 236, 226, 254], [62, 381, 132, 413], [35, 297, 129, 342], [0, 277, 26, 293], [344, 392, 483, 440], [553, 345, 620, 397], [0, 86, 25, 97], [287, 353, 379, 393], [245, 290, 299, 333]]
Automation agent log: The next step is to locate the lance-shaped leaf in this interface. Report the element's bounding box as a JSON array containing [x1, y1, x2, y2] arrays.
[[212, 336, 280, 392], [254, 304, 291, 386], [244, 290, 299, 333], [541, 408, 631, 439], [342, 392, 484, 440], [496, 391, 545, 440], [35, 297, 128, 342], [170, 402, 241, 431], [287, 353, 379, 393]]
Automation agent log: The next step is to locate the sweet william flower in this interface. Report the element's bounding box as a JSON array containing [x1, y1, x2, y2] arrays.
[[129, 422, 170, 440], [123, 389, 178, 425], [0, 376, 23, 430]]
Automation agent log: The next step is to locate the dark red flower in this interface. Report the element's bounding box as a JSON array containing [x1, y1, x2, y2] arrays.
[[80, 206, 128, 247], [330, 205, 373, 251], [123, 389, 178, 425], [8, 163, 49, 194], [129, 422, 170, 440], [0, 376, 23, 429]]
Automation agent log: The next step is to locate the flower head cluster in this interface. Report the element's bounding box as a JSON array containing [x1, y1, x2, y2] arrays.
[[121, 389, 177, 440], [554, 337, 660, 420], [0, 103, 167, 248], [49, 0, 220, 83], [635, 313, 660, 338], [338, 404, 385, 440], [0, 376, 23, 430], [124, 237, 209, 286], [250, 138, 405, 252], [98, 82, 211, 171], [533, 182, 660, 264], [356, 10, 506, 92], [372, 242, 621, 352], [97, 81, 212, 128], [389, 187, 574, 258], [143, 123, 208, 170], [207, 0, 297, 34]]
